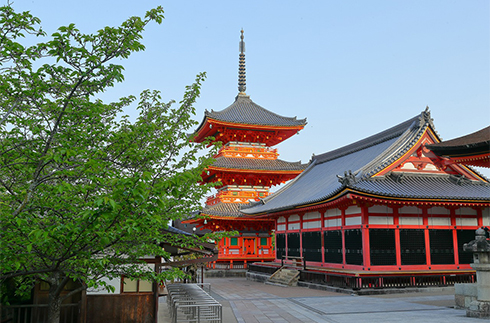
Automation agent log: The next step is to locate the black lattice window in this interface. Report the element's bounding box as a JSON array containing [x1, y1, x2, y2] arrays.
[[457, 230, 475, 264], [287, 233, 301, 257], [429, 229, 455, 265], [345, 229, 363, 265], [302, 231, 322, 262], [324, 230, 343, 264], [276, 233, 285, 260], [400, 229, 426, 265], [370, 229, 396, 266]]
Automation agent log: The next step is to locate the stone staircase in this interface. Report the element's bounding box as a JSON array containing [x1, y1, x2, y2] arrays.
[[266, 267, 300, 287]]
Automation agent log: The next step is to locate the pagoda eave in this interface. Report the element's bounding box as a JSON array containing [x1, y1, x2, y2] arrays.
[[206, 166, 303, 174], [200, 170, 300, 187], [193, 118, 304, 146], [192, 216, 274, 232]]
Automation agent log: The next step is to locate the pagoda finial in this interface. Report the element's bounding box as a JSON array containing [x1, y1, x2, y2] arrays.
[[238, 29, 246, 95]]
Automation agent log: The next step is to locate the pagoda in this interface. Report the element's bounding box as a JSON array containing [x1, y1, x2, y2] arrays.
[[188, 30, 307, 269]]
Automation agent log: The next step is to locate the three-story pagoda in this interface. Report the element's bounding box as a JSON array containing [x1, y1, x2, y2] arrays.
[[189, 30, 307, 269]]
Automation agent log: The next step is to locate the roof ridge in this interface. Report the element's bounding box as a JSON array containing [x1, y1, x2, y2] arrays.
[[356, 108, 440, 179], [313, 109, 432, 165]]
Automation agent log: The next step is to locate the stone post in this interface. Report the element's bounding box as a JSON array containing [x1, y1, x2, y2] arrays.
[[463, 228, 490, 318]]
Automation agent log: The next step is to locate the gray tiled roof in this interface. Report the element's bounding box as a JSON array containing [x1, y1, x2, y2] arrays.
[[211, 156, 306, 171], [201, 202, 245, 218], [352, 174, 490, 200], [203, 95, 307, 127], [242, 109, 490, 215]]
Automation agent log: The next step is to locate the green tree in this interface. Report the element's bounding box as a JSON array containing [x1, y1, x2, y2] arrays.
[[0, 5, 216, 322]]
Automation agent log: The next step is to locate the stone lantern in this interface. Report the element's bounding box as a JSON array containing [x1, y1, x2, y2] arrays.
[[463, 228, 490, 318]]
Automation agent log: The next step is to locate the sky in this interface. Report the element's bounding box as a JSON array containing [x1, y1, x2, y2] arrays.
[[5, 0, 490, 177]]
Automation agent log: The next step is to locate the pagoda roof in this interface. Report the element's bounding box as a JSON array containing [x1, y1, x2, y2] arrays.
[[205, 95, 306, 127], [427, 126, 490, 158], [242, 109, 490, 215], [210, 156, 306, 172], [200, 202, 245, 218], [195, 94, 306, 134]]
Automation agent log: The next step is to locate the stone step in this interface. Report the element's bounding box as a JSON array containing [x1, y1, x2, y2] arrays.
[[266, 268, 300, 287]]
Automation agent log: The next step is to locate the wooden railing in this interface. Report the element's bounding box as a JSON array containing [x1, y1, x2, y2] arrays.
[[1, 303, 79, 323]]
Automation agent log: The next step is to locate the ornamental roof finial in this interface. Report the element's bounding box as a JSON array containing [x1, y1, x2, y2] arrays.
[[238, 29, 246, 95]]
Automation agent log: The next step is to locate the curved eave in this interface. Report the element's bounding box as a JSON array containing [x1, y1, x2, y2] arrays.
[[206, 166, 304, 174], [201, 215, 271, 221], [193, 117, 305, 143], [429, 143, 490, 158], [185, 215, 273, 223]]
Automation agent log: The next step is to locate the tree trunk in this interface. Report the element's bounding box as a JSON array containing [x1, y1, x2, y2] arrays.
[[47, 273, 63, 323]]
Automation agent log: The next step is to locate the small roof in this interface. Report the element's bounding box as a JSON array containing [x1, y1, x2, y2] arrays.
[[242, 109, 490, 215], [210, 156, 306, 172], [427, 126, 490, 158]]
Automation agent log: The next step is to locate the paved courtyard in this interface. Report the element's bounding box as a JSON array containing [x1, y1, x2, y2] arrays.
[[159, 277, 480, 323]]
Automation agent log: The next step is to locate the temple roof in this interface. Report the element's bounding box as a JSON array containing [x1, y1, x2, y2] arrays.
[[352, 173, 490, 200], [427, 126, 490, 157], [210, 156, 306, 172], [242, 109, 490, 215]]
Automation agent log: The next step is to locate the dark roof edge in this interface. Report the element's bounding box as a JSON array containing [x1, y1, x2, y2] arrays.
[[427, 126, 490, 150], [312, 109, 435, 165]]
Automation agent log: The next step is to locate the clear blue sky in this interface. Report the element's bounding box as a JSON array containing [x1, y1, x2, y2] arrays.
[[6, 0, 490, 176]]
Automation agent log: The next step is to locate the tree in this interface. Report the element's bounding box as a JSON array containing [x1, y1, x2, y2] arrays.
[[0, 5, 216, 322]]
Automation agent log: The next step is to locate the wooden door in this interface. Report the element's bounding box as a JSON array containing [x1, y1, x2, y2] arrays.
[[244, 238, 255, 255]]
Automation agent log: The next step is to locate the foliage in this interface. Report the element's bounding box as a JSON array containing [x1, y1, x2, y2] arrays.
[[0, 4, 216, 320]]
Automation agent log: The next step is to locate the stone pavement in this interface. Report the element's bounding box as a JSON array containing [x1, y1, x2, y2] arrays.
[[159, 277, 479, 322]]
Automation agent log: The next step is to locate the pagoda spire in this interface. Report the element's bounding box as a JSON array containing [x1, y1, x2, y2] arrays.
[[238, 29, 246, 95]]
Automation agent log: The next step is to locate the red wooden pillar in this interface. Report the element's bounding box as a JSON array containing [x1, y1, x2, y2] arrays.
[[285, 216, 289, 259], [450, 208, 458, 266], [477, 208, 483, 227], [393, 207, 402, 268], [299, 213, 304, 259], [275, 218, 278, 261], [423, 206, 431, 268], [341, 208, 346, 265], [361, 205, 371, 268], [320, 209, 326, 264]]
